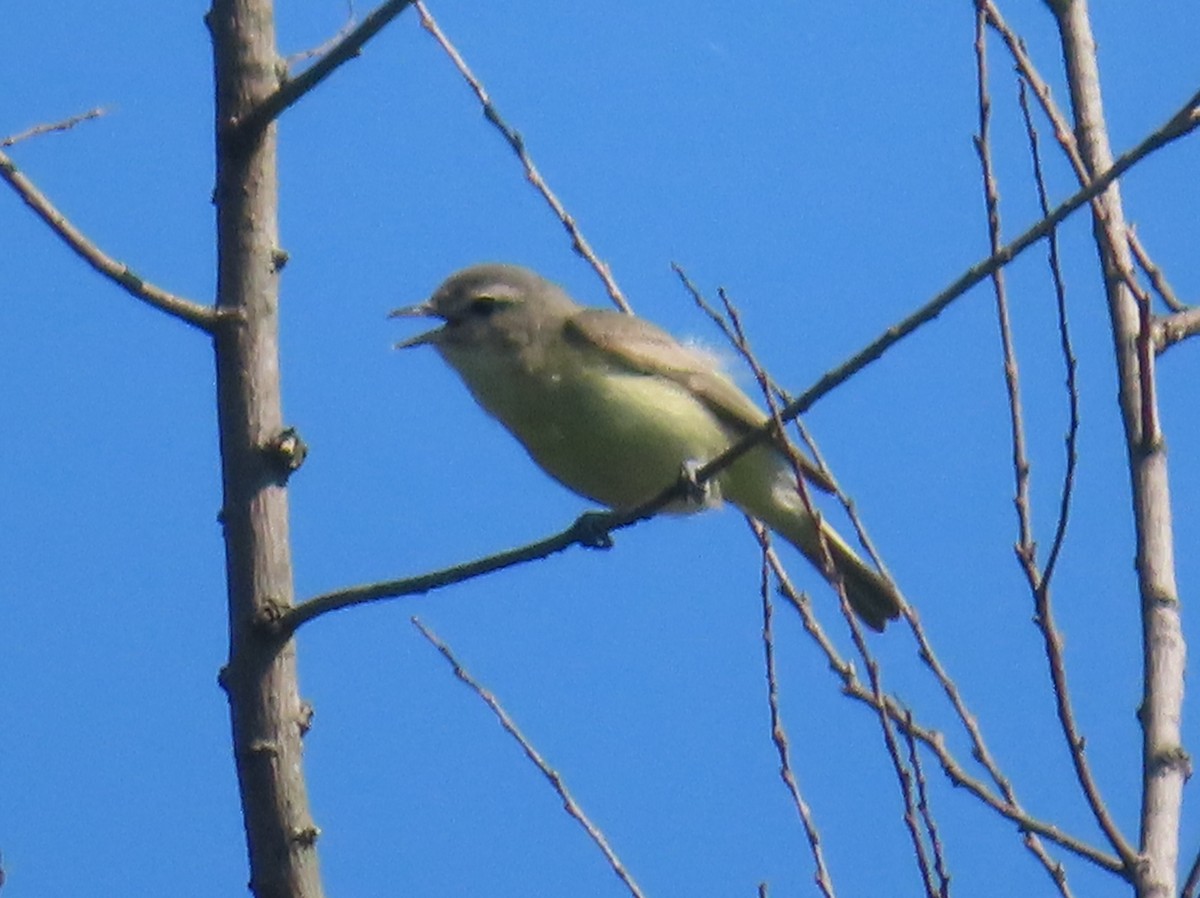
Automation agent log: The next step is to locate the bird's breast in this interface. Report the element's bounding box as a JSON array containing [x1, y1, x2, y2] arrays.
[[436, 342, 738, 510]]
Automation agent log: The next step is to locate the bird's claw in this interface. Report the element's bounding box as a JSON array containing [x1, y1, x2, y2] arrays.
[[573, 511, 616, 549], [678, 459, 711, 507]]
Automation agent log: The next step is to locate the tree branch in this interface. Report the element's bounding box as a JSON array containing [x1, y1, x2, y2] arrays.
[[209, 0, 324, 895], [726, 81, 1199, 462], [1047, 4, 1187, 896], [278, 509, 623, 635], [759, 539, 1122, 877], [232, 0, 415, 137], [1127, 227, 1189, 313], [756, 549, 838, 898], [1013, 75, 1137, 866], [412, 617, 647, 898], [412, 0, 630, 313], [2, 107, 106, 147], [982, 0, 1185, 318], [0, 149, 217, 332], [1153, 306, 1200, 352]]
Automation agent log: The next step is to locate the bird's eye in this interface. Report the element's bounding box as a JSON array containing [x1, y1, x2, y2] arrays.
[[469, 297, 499, 317]]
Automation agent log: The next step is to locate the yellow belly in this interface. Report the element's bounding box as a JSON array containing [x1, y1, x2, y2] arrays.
[[440, 342, 739, 510]]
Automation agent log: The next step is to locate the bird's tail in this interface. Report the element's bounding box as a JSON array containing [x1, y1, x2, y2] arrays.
[[746, 476, 903, 632], [811, 521, 903, 631]]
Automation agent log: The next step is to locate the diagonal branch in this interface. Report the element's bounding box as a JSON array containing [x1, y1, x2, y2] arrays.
[[278, 509, 626, 634], [1127, 228, 1189, 314], [777, 83, 1200, 439], [981, 0, 1183, 317], [412, 617, 647, 898], [0, 149, 217, 332], [285, 87, 1200, 636], [412, 1, 630, 313], [231, 0, 415, 137]]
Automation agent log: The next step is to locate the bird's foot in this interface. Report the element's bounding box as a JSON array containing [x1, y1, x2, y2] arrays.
[[678, 459, 713, 508], [572, 511, 617, 549]]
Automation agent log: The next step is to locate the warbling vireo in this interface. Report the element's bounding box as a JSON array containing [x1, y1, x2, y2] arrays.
[[392, 263, 902, 630]]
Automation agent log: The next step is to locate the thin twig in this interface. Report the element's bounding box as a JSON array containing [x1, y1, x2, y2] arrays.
[[1127, 227, 1188, 313], [757, 545, 837, 898], [706, 283, 932, 880], [413, 0, 630, 314], [749, 523, 934, 895], [694, 276, 935, 888], [2, 107, 107, 147], [758, 537, 1118, 875], [904, 711, 951, 898], [974, 17, 1102, 888], [412, 617, 646, 898], [973, 5, 1035, 561], [764, 83, 1200, 456], [680, 249, 1079, 887], [894, 691, 941, 898], [285, 1, 358, 66], [233, 0, 415, 136], [0, 149, 217, 332], [1019, 79, 1081, 587], [982, 1, 1174, 318], [672, 264, 902, 615], [1182, 846, 1200, 898]]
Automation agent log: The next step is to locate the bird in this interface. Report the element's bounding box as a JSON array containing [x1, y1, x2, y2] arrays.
[[391, 263, 902, 630]]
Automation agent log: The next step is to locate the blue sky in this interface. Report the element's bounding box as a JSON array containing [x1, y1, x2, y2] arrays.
[[3, 2, 1199, 896]]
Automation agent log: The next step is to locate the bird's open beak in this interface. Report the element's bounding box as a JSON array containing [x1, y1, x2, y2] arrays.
[[389, 300, 444, 349]]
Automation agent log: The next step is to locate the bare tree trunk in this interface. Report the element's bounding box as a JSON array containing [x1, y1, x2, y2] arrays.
[[209, 1, 324, 896], [1048, 2, 1186, 895]]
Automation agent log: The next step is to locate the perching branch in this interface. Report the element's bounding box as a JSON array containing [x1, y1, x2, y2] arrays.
[[777, 82, 1199, 437], [278, 509, 623, 635], [286, 85, 1200, 636]]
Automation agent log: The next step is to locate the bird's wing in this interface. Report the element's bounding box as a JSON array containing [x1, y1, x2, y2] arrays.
[[565, 309, 835, 493]]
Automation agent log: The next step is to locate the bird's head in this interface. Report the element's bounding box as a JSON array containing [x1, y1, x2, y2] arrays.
[[391, 263, 573, 350]]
